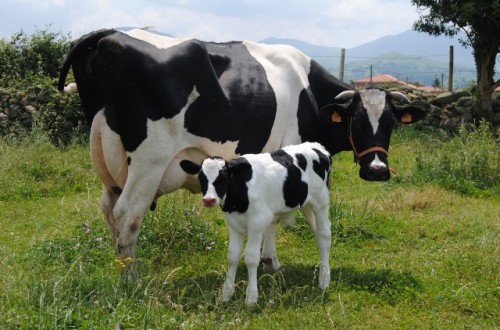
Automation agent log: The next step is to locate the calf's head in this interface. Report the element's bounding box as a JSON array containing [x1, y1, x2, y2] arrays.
[[181, 157, 253, 209], [181, 157, 227, 207], [320, 87, 425, 181]]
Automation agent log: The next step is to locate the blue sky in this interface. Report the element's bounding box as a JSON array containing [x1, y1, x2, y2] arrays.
[[0, 0, 421, 48]]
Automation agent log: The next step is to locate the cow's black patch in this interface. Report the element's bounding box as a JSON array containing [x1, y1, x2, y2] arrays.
[[184, 42, 277, 155], [307, 60, 351, 155], [271, 150, 308, 208], [222, 157, 252, 213], [111, 186, 122, 195], [296, 153, 307, 171], [297, 87, 320, 144]]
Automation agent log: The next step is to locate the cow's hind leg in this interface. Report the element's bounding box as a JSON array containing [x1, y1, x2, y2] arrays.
[[100, 185, 120, 248]]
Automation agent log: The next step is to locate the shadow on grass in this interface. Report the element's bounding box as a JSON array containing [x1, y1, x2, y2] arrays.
[[167, 263, 424, 310]]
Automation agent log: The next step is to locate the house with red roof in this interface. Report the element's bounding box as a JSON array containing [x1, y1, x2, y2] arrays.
[[353, 74, 442, 93]]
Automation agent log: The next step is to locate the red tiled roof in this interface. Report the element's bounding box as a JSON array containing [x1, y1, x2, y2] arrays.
[[353, 73, 442, 93], [354, 74, 405, 84]]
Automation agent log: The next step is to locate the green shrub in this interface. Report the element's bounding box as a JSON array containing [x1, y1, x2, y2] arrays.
[[0, 29, 87, 145], [0, 27, 71, 80]]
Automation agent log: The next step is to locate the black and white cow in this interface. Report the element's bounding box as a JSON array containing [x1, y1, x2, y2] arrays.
[[180, 142, 332, 306], [57, 28, 425, 268]]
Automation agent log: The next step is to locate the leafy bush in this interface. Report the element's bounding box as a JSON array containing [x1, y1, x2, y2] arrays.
[[0, 27, 71, 80], [0, 28, 87, 145]]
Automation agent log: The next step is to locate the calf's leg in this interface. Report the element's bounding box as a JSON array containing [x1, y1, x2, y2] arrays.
[[260, 219, 281, 272], [221, 225, 244, 302], [245, 225, 267, 306], [312, 204, 331, 290]]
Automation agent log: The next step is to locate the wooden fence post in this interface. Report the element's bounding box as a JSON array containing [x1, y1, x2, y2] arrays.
[[339, 48, 345, 82], [448, 45, 454, 91]]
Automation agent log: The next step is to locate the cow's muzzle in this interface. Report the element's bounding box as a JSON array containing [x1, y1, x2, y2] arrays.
[[359, 156, 391, 181]]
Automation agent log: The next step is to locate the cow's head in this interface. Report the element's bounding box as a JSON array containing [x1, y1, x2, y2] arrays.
[[320, 87, 425, 181]]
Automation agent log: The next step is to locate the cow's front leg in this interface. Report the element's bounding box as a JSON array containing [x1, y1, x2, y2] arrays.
[[221, 225, 244, 302], [260, 219, 281, 272], [113, 158, 167, 275]]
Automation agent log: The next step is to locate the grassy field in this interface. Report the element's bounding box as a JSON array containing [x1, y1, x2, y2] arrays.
[[0, 127, 498, 329]]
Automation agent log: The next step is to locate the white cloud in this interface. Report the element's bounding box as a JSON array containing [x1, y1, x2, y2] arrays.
[[0, 0, 421, 48]]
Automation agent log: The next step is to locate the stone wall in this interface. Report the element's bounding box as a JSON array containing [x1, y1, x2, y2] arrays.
[[0, 87, 39, 136], [405, 89, 500, 133], [1, 85, 499, 140]]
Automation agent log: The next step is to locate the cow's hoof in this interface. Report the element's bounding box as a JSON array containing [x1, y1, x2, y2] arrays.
[[261, 257, 281, 273]]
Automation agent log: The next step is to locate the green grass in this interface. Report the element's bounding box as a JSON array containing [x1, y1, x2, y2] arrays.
[[1, 127, 499, 329]]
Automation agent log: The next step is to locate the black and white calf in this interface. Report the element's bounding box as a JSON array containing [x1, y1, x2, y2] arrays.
[[181, 142, 332, 306]]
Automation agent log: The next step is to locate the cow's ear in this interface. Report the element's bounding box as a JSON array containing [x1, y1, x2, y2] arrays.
[[394, 105, 426, 124], [319, 103, 351, 124], [180, 160, 201, 175]]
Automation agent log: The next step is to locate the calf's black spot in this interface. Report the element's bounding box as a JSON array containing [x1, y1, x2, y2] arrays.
[[270, 150, 308, 208], [222, 157, 252, 213]]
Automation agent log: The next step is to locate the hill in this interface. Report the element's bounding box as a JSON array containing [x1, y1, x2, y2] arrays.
[[260, 30, 477, 88]]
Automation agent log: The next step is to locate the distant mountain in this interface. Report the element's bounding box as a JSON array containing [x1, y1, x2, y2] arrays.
[[347, 30, 474, 67], [260, 30, 478, 88], [260, 37, 342, 57]]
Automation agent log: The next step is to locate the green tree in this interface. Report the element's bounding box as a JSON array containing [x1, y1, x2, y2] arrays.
[[411, 0, 500, 122], [432, 77, 441, 88]]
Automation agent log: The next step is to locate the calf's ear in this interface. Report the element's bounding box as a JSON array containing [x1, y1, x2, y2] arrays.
[[180, 160, 201, 175], [227, 160, 252, 177], [394, 105, 426, 124]]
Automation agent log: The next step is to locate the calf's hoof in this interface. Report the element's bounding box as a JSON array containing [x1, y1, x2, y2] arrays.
[[245, 289, 258, 307]]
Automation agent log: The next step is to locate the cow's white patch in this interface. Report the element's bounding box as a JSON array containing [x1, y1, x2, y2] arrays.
[[128, 86, 240, 195], [63, 82, 78, 94], [370, 154, 387, 170], [359, 89, 386, 134], [124, 29, 192, 49], [243, 41, 311, 151]]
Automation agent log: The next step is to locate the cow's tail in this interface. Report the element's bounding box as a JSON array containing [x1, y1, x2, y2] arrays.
[[57, 29, 118, 92]]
